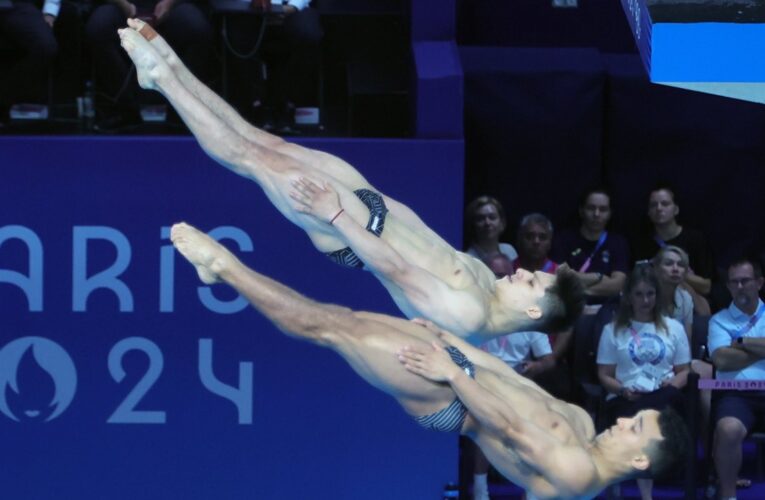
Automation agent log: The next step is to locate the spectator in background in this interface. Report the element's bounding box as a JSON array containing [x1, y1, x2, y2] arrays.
[[472, 329, 555, 500], [85, 0, 213, 130], [464, 207, 554, 500], [464, 195, 517, 265], [223, 0, 322, 131], [553, 187, 629, 314], [653, 245, 714, 457], [0, 0, 78, 120], [653, 245, 710, 339], [514, 212, 557, 274], [708, 257, 765, 500], [513, 213, 574, 403], [597, 265, 690, 500], [631, 185, 713, 297]]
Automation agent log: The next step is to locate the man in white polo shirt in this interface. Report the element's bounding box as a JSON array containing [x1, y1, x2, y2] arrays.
[[472, 332, 554, 500], [708, 257, 765, 500]]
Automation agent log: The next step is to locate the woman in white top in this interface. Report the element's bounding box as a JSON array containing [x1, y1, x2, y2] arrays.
[[464, 195, 518, 500], [653, 245, 695, 339], [464, 195, 517, 269], [653, 246, 717, 479], [597, 265, 691, 500]]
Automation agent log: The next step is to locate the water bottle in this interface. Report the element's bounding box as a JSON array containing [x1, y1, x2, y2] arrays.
[[80, 80, 95, 130], [442, 482, 459, 499], [698, 344, 708, 361]]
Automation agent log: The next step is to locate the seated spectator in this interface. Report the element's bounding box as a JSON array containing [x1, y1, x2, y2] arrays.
[[513, 212, 556, 274], [653, 245, 710, 338], [464, 201, 554, 500], [0, 0, 78, 120], [485, 252, 514, 278], [631, 185, 714, 297], [708, 257, 765, 500], [223, 0, 322, 131], [552, 187, 629, 314], [654, 245, 714, 466], [513, 212, 574, 401], [472, 331, 555, 500], [464, 195, 517, 265], [597, 265, 691, 500], [85, 0, 213, 130]]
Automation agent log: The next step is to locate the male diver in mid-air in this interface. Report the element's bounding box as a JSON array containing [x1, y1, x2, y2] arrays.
[[117, 20, 582, 342], [170, 222, 689, 500]]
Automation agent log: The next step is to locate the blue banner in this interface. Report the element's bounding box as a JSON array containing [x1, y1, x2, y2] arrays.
[[0, 136, 464, 500]]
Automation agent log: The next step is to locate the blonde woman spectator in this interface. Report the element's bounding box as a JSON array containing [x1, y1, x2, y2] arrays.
[[597, 265, 691, 500]]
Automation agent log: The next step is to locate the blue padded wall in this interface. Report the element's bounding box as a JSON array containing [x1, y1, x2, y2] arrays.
[[0, 135, 464, 500]]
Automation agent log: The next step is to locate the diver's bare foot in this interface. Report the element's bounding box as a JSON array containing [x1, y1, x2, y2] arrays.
[[171, 223, 235, 284], [127, 18, 181, 68], [118, 26, 169, 90]]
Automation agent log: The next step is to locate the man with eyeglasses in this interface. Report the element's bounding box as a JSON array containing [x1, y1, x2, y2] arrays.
[[708, 257, 765, 500]]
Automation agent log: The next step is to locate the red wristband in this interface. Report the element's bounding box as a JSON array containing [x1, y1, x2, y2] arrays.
[[330, 209, 345, 225]]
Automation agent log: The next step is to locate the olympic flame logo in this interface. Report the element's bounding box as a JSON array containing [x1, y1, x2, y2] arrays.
[[0, 337, 77, 422]]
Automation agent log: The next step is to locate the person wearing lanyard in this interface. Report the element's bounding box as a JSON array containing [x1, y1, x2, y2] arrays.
[[464, 202, 548, 500], [511, 213, 576, 406], [473, 330, 555, 500], [512, 216, 564, 338], [512, 213, 557, 275], [597, 265, 691, 500], [552, 188, 629, 314], [708, 257, 765, 500]]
